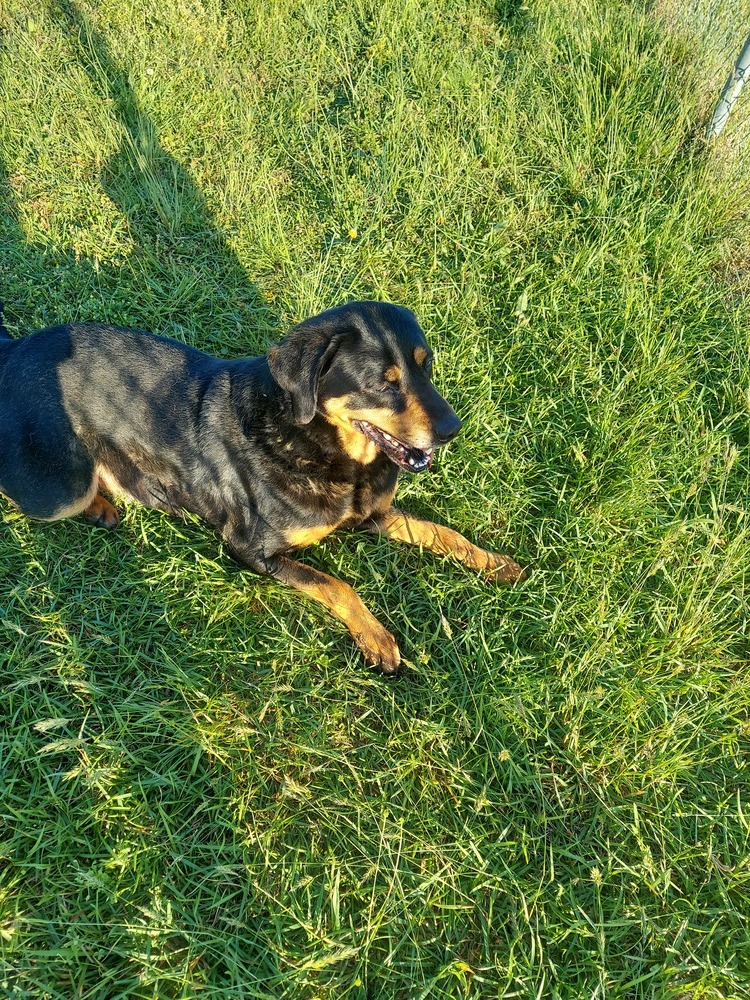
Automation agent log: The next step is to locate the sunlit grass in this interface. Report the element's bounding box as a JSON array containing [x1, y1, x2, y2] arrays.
[[1, 0, 749, 996]]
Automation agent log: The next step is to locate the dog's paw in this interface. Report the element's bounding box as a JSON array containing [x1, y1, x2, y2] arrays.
[[355, 625, 402, 675], [84, 494, 120, 529], [483, 552, 527, 585]]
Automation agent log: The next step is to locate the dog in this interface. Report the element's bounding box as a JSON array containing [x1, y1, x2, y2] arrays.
[[0, 299, 524, 672]]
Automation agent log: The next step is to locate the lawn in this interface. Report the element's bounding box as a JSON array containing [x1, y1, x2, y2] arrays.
[[1, 0, 749, 996]]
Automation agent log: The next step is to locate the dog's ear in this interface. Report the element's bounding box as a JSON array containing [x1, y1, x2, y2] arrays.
[[267, 312, 352, 424]]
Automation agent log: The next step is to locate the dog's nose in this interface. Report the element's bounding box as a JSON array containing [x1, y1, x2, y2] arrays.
[[434, 411, 462, 444]]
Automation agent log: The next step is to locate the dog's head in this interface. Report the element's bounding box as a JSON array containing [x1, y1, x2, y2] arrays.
[[267, 301, 461, 472]]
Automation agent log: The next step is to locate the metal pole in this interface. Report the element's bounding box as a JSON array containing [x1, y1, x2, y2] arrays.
[[707, 34, 750, 138]]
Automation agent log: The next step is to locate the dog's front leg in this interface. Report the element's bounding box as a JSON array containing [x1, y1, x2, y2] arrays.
[[367, 508, 526, 584], [228, 534, 401, 672], [265, 554, 401, 673]]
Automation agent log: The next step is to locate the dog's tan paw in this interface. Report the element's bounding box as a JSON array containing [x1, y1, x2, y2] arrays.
[[483, 552, 527, 585], [355, 625, 402, 674], [84, 494, 120, 529]]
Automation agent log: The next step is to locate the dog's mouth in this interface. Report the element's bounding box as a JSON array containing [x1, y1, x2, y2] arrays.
[[353, 420, 434, 473]]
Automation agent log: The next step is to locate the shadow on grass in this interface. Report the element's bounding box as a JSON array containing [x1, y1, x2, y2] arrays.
[[1, 0, 273, 347], [493, 0, 533, 34]]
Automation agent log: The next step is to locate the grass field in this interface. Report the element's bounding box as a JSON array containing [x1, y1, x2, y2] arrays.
[[1, 0, 750, 996]]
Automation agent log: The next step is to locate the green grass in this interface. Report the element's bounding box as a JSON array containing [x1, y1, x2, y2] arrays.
[[1, 0, 750, 996]]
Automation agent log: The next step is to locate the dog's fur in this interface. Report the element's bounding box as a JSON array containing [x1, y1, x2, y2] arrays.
[[0, 300, 524, 671]]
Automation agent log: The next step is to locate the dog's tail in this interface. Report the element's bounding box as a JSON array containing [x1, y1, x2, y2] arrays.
[[0, 300, 10, 340]]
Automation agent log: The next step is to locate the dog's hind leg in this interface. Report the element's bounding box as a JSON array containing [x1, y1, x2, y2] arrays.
[[0, 432, 117, 527], [1, 470, 121, 528], [83, 489, 120, 529]]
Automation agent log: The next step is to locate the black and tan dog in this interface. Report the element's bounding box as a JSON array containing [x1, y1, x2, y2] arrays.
[[0, 300, 523, 672]]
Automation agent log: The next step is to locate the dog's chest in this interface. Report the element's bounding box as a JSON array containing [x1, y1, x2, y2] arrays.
[[293, 461, 394, 520], [279, 453, 397, 550]]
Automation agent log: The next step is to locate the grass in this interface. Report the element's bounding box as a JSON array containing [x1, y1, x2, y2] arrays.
[[1, 0, 750, 996]]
